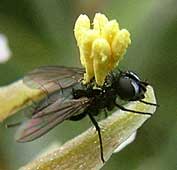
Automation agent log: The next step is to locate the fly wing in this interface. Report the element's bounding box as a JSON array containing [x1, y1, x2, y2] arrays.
[[23, 66, 85, 93], [16, 97, 89, 142]]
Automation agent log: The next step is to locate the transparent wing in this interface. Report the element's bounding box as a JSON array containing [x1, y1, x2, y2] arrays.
[[16, 97, 89, 142], [23, 66, 85, 93]]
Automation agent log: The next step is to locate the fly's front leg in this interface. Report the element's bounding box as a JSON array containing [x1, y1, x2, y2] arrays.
[[114, 102, 153, 116]]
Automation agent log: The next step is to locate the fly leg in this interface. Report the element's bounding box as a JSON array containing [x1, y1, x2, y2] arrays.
[[115, 102, 153, 116], [88, 112, 105, 163], [139, 99, 159, 107]]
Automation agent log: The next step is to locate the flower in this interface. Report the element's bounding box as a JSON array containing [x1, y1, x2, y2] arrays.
[[74, 13, 131, 86], [0, 34, 12, 63]]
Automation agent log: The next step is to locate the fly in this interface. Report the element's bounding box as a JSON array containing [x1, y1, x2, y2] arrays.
[[12, 66, 158, 163]]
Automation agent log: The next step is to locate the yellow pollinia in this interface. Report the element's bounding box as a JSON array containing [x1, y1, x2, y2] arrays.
[[74, 13, 131, 86]]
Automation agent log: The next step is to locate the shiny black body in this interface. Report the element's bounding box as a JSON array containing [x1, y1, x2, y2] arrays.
[[71, 74, 117, 120], [70, 70, 148, 121], [15, 66, 156, 163]]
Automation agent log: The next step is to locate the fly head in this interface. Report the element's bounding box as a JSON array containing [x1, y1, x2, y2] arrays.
[[115, 70, 148, 101]]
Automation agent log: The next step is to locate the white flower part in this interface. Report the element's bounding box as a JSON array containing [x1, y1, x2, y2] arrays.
[[114, 131, 137, 153], [0, 34, 12, 63]]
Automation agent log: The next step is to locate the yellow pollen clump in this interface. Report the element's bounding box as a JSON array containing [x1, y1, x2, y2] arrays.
[[74, 13, 131, 86]]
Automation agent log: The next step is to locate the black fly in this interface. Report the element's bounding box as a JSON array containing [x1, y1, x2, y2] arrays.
[[14, 66, 158, 163]]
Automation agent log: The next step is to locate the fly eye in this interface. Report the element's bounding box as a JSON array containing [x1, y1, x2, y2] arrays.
[[117, 76, 140, 101]]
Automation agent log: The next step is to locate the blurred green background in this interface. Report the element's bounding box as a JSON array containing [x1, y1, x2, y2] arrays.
[[0, 0, 177, 170]]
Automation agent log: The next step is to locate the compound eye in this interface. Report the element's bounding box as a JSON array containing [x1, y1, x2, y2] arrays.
[[117, 76, 139, 100]]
